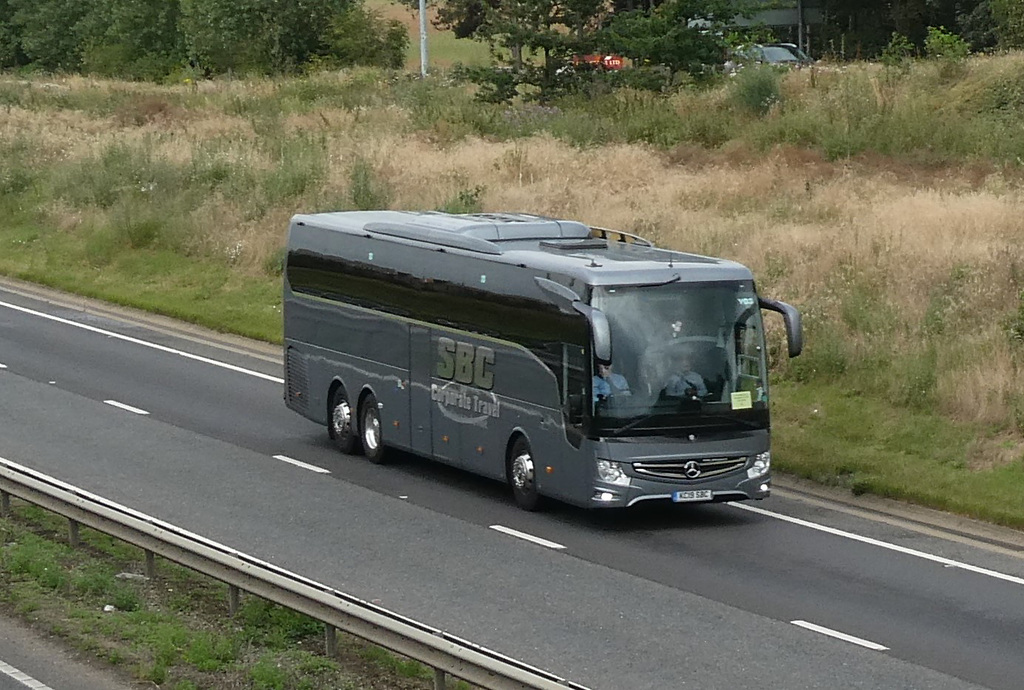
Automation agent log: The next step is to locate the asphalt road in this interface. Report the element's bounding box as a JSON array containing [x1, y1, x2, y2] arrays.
[[1, 280, 1023, 690]]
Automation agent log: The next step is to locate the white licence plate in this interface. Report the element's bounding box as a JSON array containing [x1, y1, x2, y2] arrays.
[[672, 490, 713, 503]]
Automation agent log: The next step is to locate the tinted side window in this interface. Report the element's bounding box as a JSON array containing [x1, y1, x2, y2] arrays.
[[288, 248, 590, 402]]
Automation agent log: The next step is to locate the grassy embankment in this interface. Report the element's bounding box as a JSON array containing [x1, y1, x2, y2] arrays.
[[1, 53, 1023, 530]]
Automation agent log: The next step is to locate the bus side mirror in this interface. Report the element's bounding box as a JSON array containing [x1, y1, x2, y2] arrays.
[[573, 304, 612, 364], [533, 277, 612, 364], [759, 297, 803, 358], [535, 277, 581, 314]]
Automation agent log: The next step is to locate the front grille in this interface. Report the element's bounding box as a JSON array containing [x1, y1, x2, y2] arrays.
[[633, 457, 747, 481]]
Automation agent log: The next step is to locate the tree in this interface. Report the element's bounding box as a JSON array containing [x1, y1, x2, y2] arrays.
[[992, 0, 1024, 48], [601, 0, 735, 78], [0, 0, 21, 68], [325, 4, 409, 69], [957, 0, 998, 51], [78, 0, 186, 79], [8, 0, 96, 71], [180, 0, 351, 74]]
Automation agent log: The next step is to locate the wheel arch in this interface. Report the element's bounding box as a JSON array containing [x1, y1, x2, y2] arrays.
[[327, 378, 348, 418], [504, 428, 532, 483]]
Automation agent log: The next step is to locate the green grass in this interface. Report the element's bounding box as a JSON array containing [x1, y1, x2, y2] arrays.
[[772, 382, 1024, 527], [0, 220, 283, 342], [0, 506, 456, 689]]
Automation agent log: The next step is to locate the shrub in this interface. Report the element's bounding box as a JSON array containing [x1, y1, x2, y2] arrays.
[[924, 26, 970, 61], [324, 4, 408, 70], [731, 66, 781, 116], [349, 157, 391, 210], [880, 32, 914, 71]]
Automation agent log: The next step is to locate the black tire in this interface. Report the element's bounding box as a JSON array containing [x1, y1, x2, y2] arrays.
[[508, 436, 542, 511], [359, 393, 387, 464], [328, 386, 359, 455]]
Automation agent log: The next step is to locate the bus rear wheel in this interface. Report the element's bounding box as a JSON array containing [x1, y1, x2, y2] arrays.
[[508, 437, 542, 511], [328, 387, 358, 455], [360, 393, 387, 464]]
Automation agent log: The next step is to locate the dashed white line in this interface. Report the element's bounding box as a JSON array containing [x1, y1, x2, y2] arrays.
[[791, 620, 889, 651], [0, 658, 55, 689], [489, 525, 565, 550], [733, 503, 1024, 587], [103, 400, 150, 415], [0, 299, 283, 384], [272, 454, 330, 474], [0, 363, 7, 369]]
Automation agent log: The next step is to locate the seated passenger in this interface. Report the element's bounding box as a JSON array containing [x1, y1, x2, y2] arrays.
[[664, 348, 708, 399], [593, 362, 631, 403]]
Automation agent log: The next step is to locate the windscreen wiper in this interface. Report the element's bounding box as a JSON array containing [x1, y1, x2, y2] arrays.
[[606, 413, 665, 436], [606, 410, 761, 436]]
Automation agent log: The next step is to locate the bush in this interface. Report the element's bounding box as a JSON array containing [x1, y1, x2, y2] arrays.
[[924, 26, 970, 68], [880, 32, 914, 70], [348, 157, 391, 210], [731, 66, 782, 116], [324, 4, 408, 70]]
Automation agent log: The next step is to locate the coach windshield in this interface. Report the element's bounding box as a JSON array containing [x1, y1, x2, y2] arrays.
[[588, 281, 770, 436]]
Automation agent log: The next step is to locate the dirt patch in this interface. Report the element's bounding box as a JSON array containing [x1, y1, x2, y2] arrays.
[[966, 433, 1024, 471]]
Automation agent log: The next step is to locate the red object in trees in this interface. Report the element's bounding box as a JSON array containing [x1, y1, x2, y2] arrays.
[[571, 54, 625, 70]]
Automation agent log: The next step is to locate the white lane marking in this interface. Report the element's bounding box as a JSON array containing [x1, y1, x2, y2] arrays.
[[734, 503, 1024, 586], [791, 620, 889, 651], [0, 658, 56, 689], [0, 299, 283, 384], [272, 454, 330, 474], [489, 525, 565, 550], [0, 363, 7, 369], [103, 400, 150, 415]]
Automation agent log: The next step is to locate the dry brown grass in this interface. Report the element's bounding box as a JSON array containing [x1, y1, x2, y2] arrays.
[[4, 71, 1023, 433]]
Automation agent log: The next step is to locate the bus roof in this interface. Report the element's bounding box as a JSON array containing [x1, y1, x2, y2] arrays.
[[289, 210, 753, 286]]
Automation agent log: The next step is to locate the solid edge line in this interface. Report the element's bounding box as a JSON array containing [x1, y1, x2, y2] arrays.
[[791, 620, 889, 651], [733, 503, 1024, 586], [0, 299, 283, 384], [272, 454, 331, 474], [103, 400, 150, 416], [489, 525, 566, 550], [772, 478, 1024, 553], [0, 658, 55, 690]]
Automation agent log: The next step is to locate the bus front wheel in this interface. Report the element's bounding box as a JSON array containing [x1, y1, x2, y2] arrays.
[[360, 393, 387, 464], [328, 387, 359, 455], [508, 437, 542, 511]]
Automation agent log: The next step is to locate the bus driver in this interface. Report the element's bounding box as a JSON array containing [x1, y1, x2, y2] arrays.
[[593, 362, 631, 403], [664, 347, 708, 399]]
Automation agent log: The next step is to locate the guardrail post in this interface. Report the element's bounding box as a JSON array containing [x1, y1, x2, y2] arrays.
[[325, 624, 337, 657], [68, 518, 80, 547], [434, 667, 446, 690], [228, 584, 240, 615], [0, 490, 9, 517], [145, 549, 156, 578]]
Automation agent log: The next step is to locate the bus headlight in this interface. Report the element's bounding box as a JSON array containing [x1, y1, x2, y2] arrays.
[[747, 451, 771, 479], [596, 460, 631, 487]]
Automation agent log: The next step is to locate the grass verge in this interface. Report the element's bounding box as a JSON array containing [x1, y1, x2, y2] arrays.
[[0, 501, 471, 689]]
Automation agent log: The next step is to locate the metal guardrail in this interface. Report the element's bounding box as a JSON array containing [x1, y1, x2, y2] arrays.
[[0, 457, 590, 690]]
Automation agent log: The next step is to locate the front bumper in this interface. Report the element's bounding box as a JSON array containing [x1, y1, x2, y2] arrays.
[[590, 472, 770, 507]]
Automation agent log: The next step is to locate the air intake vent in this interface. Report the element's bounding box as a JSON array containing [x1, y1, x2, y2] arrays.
[[285, 347, 309, 415]]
